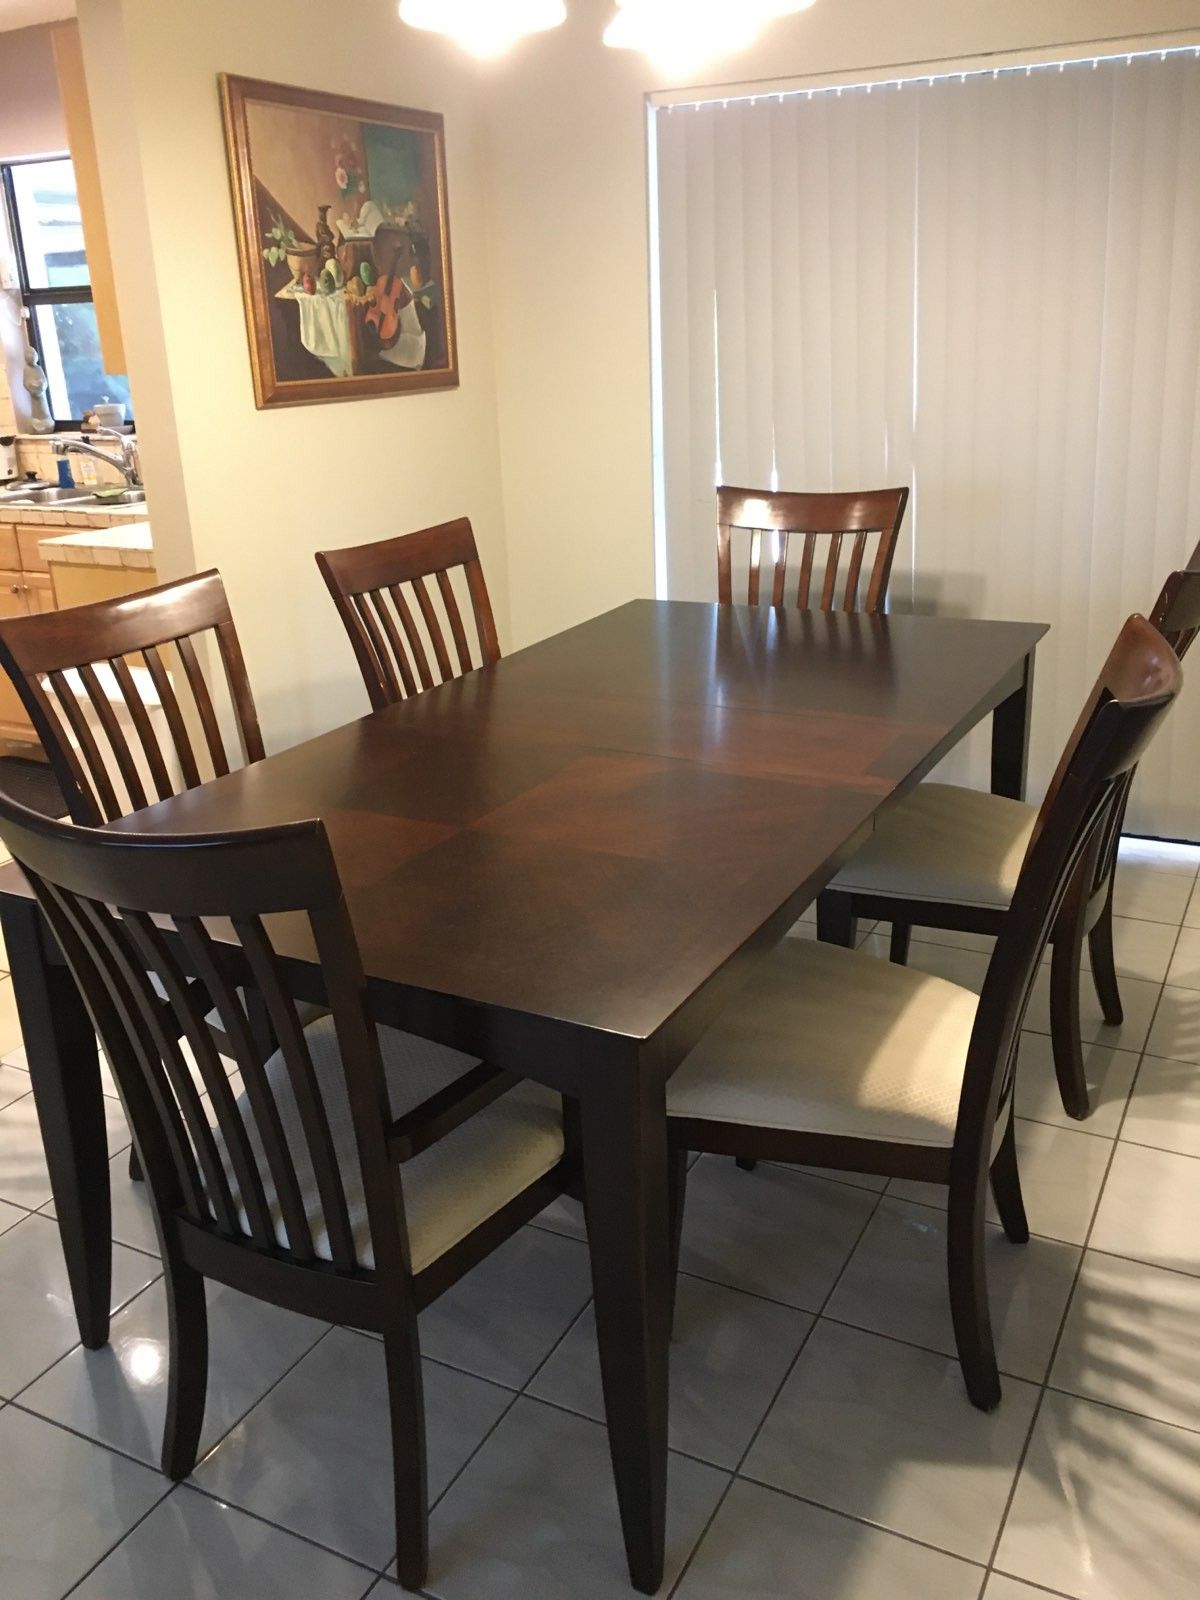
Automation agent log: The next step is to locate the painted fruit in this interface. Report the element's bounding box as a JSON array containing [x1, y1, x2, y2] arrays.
[[359, 260, 375, 287], [302, 273, 316, 294]]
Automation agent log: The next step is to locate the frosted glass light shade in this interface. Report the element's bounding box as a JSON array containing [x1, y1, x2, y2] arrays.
[[399, 0, 566, 57], [604, 1, 816, 76]]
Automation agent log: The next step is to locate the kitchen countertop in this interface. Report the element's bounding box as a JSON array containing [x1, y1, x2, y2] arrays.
[[0, 498, 150, 527], [37, 521, 155, 571]]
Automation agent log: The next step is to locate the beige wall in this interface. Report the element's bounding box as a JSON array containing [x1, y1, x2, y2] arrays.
[[484, 0, 1200, 648], [77, 0, 506, 750], [0, 23, 66, 160]]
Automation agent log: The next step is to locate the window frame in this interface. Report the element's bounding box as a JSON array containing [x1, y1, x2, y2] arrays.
[[1, 154, 129, 431]]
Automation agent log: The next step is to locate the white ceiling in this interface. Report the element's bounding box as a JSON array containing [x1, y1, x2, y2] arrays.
[[0, 0, 74, 30]]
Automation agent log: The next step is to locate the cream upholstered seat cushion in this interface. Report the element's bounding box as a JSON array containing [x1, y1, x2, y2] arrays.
[[228, 1016, 563, 1273], [828, 782, 1037, 908], [667, 939, 978, 1147]]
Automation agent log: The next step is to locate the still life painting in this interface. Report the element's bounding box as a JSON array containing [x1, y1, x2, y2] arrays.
[[220, 75, 458, 408]]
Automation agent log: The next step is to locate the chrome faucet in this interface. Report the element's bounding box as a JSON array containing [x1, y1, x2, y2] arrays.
[[53, 428, 141, 487]]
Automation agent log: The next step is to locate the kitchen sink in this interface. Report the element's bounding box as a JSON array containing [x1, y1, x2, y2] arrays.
[[0, 485, 145, 508]]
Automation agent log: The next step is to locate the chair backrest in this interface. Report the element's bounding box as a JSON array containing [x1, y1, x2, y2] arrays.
[[0, 570, 264, 826], [957, 614, 1182, 1169], [716, 486, 909, 611], [0, 796, 408, 1283], [1080, 543, 1200, 909], [316, 519, 501, 712]]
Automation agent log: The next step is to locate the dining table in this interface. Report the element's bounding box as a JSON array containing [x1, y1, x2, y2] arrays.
[[0, 597, 1046, 1593]]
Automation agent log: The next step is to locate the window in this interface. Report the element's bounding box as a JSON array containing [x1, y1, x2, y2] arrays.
[[1, 155, 133, 427]]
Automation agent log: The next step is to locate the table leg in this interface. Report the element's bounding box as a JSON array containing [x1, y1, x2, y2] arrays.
[[1, 896, 111, 1349], [580, 1049, 670, 1595], [991, 649, 1036, 800]]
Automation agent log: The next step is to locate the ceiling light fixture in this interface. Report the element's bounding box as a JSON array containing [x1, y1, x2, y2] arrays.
[[398, 0, 566, 58], [604, 0, 816, 77]]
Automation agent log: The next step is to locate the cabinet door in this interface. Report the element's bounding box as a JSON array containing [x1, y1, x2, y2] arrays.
[[0, 571, 35, 741], [23, 571, 56, 615]]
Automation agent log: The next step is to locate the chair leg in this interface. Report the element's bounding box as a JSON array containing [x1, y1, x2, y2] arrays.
[[989, 1113, 1029, 1244], [1088, 894, 1124, 1026], [160, 1249, 208, 1480], [384, 1320, 429, 1592], [667, 1147, 688, 1338], [128, 1145, 143, 1182], [1050, 925, 1092, 1121], [889, 922, 912, 965], [735, 1156, 758, 1171], [946, 1181, 1001, 1412], [816, 890, 858, 948]]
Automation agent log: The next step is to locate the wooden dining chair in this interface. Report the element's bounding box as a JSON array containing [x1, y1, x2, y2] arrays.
[[0, 569, 264, 826], [716, 486, 909, 611], [0, 796, 570, 1591], [817, 542, 1200, 1121], [666, 613, 1182, 1410], [316, 519, 501, 712]]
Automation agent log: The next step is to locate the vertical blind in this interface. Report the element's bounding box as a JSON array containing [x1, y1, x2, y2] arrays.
[[654, 51, 1200, 839]]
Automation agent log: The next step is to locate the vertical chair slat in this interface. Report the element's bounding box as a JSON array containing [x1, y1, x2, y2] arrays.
[[771, 530, 790, 606], [390, 585, 436, 691], [843, 532, 868, 611], [65, 891, 209, 1219], [141, 645, 203, 790], [236, 914, 357, 1272], [367, 592, 418, 699], [77, 663, 150, 812], [820, 532, 844, 610], [716, 524, 733, 604], [356, 594, 404, 703], [177, 917, 316, 1260], [436, 569, 474, 674], [747, 530, 762, 606], [108, 654, 175, 803], [213, 619, 266, 766], [411, 576, 454, 683], [175, 635, 230, 779], [797, 533, 817, 608], [45, 669, 122, 821], [124, 910, 275, 1247], [464, 559, 501, 666]]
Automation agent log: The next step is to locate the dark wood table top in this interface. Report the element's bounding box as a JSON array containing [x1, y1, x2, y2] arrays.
[[0, 601, 1047, 1056]]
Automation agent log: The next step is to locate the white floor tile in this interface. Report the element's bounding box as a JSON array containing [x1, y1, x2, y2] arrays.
[[0, 1198, 25, 1237], [1164, 925, 1200, 991], [742, 1321, 1040, 1562], [675, 1478, 985, 1600], [0, 1405, 165, 1600], [1077, 915, 1180, 984], [532, 1191, 587, 1244], [0, 1213, 159, 1397], [1120, 1055, 1200, 1159], [1050, 1250, 1200, 1432], [1186, 882, 1200, 930], [1090, 1142, 1200, 1275], [0, 1062, 29, 1112], [1024, 968, 1161, 1054], [1014, 1032, 1138, 1139], [0, 1089, 130, 1210], [1112, 863, 1195, 924], [22, 1278, 328, 1467], [982, 1578, 1064, 1599], [1144, 986, 1200, 1065], [0, 978, 23, 1058], [891, 1119, 1112, 1247], [529, 1271, 812, 1468], [427, 1396, 728, 1600], [41, 1148, 161, 1257], [193, 1327, 512, 1570], [69, 1484, 375, 1599], [996, 1390, 1200, 1600], [907, 941, 992, 993], [678, 1157, 878, 1311], [826, 1197, 1080, 1383], [419, 1225, 593, 1390]]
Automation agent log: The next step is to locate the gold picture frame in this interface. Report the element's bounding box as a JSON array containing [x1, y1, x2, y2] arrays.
[[220, 73, 458, 408]]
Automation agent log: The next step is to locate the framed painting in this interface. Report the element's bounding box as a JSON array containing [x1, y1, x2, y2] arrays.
[[220, 74, 458, 408]]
